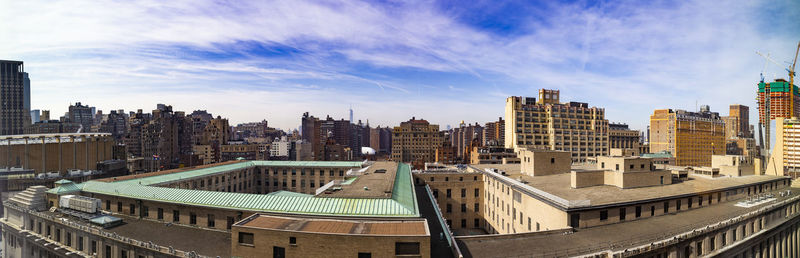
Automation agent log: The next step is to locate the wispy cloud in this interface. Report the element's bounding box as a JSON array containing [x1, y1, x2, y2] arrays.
[[0, 0, 797, 131]]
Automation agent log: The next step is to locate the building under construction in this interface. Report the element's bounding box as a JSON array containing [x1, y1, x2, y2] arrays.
[[758, 79, 800, 124]]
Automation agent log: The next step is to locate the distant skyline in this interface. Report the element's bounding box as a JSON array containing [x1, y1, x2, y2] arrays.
[[1, 0, 798, 132]]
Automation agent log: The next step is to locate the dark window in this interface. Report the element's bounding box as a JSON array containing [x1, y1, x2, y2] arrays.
[[106, 200, 110, 210], [569, 213, 580, 228], [663, 201, 669, 213], [227, 217, 235, 229], [677, 199, 681, 210], [461, 219, 466, 228], [173, 210, 180, 222], [635, 206, 641, 218], [474, 203, 479, 212], [273, 246, 285, 258], [446, 204, 452, 213], [474, 188, 479, 197], [117, 202, 122, 212], [208, 214, 215, 227], [651, 206, 655, 216], [550, 158, 555, 163], [696, 241, 703, 256], [238, 232, 254, 245], [190, 213, 197, 224], [289, 237, 296, 245], [129, 204, 135, 215], [92, 240, 97, 254], [619, 208, 626, 220], [446, 189, 451, 198], [688, 197, 693, 208], [157, 208, 164, 220], [461, 189, 466, 198], [358, 253, 372, 258], [475, 219, 480, 228], [600, 210, 608, 221], [395, 242, 421, 255], [461, 204, 467, 213]]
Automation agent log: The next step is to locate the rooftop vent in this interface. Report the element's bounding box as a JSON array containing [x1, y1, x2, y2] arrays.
[[375, 169, 387, 173]]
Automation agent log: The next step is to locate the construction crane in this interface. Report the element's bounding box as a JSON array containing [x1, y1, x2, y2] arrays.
[[757, 41, 800, 114]]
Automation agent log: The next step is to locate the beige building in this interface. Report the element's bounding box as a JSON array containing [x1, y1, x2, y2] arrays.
[[0, 133, 114, 174], [650, 108, 725, 166], [391, 117, 442, 169], [505, 89, 609, 162], [767, 117, 800, 178]]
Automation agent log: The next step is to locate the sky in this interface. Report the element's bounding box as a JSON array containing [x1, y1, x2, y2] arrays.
[[1, 0, 799, 132]]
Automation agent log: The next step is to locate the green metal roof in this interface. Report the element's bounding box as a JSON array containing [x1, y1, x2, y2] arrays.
[[112, 160, 364, 186], [641, 151, 673, 159], [48, 161, 418, 217]]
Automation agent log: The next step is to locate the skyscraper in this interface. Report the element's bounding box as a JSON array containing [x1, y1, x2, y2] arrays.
[[0, 60, 31, 135], [67, 102, 94, 131]]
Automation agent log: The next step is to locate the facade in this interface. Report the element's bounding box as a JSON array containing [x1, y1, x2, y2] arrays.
[[650, 108, 725, 166], [728, 104, 752, 138], [505, 89, 609, 162], [67, 102, 94, 131], [369, 126, 392, 155], [0, 133, 115, 174], [99, 110, 128, 140], [451, 121, 483, 163], [0, 60, 31, 135], [2, 161, 433, 258], [435, 144, 457, 165], [482, 117, 504, 147], [758, 79, 799, 124], [609, 123, 640, 150], [767, 117, 800, 178], [220, 143, 265, 162], [469, 146, 517, 164], [391, 117, 442, 168]]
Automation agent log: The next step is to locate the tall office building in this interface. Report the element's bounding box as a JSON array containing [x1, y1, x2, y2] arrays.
[[729, 104, 751, 137], [767, 117, 800, 178], [758, 79, 799, 123], [0, 60, 31, 135], [391, 117, 442, 168], [649, 107, 725, 166], [30, 109, 40, 124], [504, 89, 609, 162], [451, 121, 483, 162]]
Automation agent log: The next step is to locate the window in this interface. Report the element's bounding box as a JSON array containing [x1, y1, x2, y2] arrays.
[[722, 233, 727, 246], [190, 213, 197, 224], [688, 197, 693, 208], [461, 204, 467, 213], [461, 189, 466, 198], [651, 206, 655, 216], [474, 203, 479, 212], [601, 162, 605, 168], [446, 204, 452, 213], [173, 210, 180, 222], [129, 204, 136, 215], [142, 206, 149, 217], [677, 199, 681, 210], [475, 219, 480, 228], [158, 208, 164, 220], [699, 196, 703, 206], [461, 219, 466, 228], [395, 242, 421, 255], [696, 241, 703, 256], [600, 210, 608, 220], [663, 201, 669, 213], [289, 236, 297, 245], [78, 236, 83, 251], [459, 177, 463, 181], [629, 164, 634, 169], [619, 208, 626, 220], [117, 202, 122, 212], [615, 164, 619, 171], [273, 246, 285, 258], [238, 232, 254, 245], [474, 188, 479, 197], [550, 158, 555, 163], [208, 214, 215, 227], [635, 206, 641, 218], [358, 253, 372, 258], [92, 240, 97, 254], [106, 200, 111, 210], [446, 189, 451, 198]]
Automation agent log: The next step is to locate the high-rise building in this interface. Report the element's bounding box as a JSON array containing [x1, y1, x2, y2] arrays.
[[451, 121, 483, 162], [30, 109, 40, 124], [391, 117, 442, 168], [99, 110, 128, 140], [758, 79, 799, 123], [369, 126, 393, 155], [504, 89, 609, 162], [608, 123, 640, 151], [0, 60, 31, 135], [649, 108, 725, 166], [40, 110, 50, 121], [67, 102, 94, 131], [483, 117, 504, 146], [767, 117, 800, 178], [729, 104, 750, 138]]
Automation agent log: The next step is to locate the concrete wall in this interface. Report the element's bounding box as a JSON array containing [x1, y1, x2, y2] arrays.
[[519, 149, 571, 177], [0, 134, 114, 174]]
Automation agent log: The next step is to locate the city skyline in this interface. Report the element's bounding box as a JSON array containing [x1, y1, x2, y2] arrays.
[[2, 0, 799, 132]]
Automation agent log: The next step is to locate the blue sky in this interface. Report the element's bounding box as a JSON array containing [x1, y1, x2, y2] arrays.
[[1, 0, 799, 132]]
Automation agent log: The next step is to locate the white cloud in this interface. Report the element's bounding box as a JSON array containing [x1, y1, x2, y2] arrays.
[[0, 0, 797, 131]]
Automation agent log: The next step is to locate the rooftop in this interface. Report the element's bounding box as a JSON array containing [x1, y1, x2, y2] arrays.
[[48, 161, 418, 217], [457, 187, 800, 257], [321, 161, 398, 198], [42, 210, 231, 257], [237, 214, 429, 236], [471, 164, 788, 208]]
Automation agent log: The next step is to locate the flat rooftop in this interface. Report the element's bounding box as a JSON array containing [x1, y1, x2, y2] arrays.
[[46, 210, 230, 257], [48, 161, 419, 217], [237, 214, 429, 236], [321, 161, 397, 198], [457, 188, 800, 257], [471, 164, 788, 207]]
